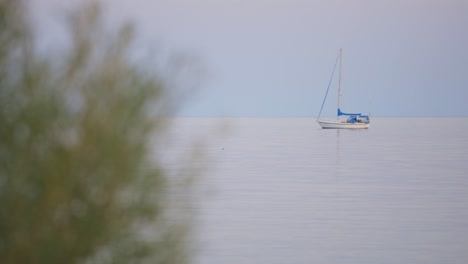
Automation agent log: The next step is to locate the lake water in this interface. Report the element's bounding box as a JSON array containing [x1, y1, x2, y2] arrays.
[[172, 118, 468, 264]]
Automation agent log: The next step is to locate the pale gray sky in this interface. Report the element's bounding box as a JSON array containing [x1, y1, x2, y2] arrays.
[[34, 0, 468, 117]]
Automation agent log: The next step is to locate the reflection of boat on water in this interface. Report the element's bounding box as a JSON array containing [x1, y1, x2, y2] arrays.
[[317, 49, 370, 129]]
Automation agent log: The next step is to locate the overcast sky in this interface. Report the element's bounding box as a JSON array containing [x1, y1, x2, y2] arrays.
[[34, 0, 468, 117]]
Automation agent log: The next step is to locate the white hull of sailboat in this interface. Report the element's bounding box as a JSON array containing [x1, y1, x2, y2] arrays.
[[317, 120, 369, 129]]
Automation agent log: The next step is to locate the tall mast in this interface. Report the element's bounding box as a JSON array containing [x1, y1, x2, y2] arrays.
[[337, 48, 343, 119]]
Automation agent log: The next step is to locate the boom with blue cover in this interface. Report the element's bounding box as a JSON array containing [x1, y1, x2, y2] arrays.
[[337, 108, 362, 116]]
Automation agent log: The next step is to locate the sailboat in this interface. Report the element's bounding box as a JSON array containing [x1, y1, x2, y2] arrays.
[[317, 49, 370, 129]]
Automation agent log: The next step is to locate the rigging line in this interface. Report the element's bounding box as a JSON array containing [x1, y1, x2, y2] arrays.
[[317, 51, 340, 121]]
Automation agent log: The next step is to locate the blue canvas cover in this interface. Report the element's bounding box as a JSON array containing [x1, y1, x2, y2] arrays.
[[338, 108, 362, 116]]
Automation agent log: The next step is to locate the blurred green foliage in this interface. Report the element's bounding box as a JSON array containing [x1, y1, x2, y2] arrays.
[[0, 1, 196, 263]]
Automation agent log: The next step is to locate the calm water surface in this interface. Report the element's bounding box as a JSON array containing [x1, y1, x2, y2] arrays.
[[174, 118, 468, 264]]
